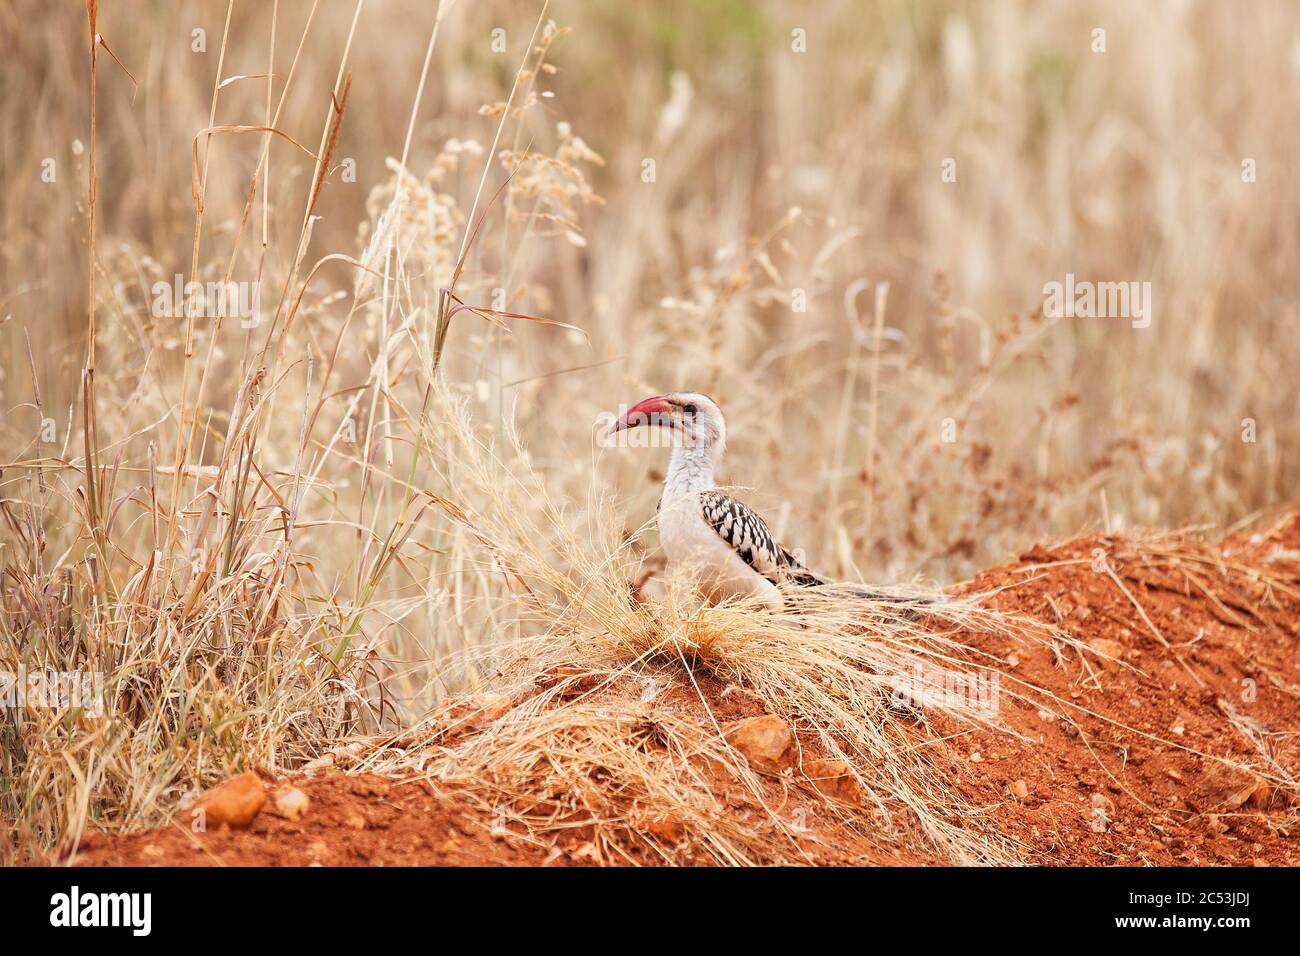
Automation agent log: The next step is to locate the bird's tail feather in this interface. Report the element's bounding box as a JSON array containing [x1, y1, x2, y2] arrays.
[[779, 554, 944, 611], [823, 584, 942, 605], [785, 567, 827, 588], [790, 581, 947, 618]]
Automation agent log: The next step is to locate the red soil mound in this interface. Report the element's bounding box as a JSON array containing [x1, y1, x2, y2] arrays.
[[937, 511, 1300, 865], [71, 768, 932, 867], [68, 513, 1300, 867], [72, 774, 555, 867]]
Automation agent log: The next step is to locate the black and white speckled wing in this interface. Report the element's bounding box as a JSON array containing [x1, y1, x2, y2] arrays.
[[698, 490, 826, 587]]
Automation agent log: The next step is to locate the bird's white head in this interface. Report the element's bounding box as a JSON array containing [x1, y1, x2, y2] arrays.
[[610, 390, 726, 459]]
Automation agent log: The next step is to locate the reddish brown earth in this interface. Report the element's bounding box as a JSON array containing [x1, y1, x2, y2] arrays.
[[68, 513, 1300, 867], [938, 511, 1300, 866], [71, 775, 557, 867], [69, 769, 926, 867]]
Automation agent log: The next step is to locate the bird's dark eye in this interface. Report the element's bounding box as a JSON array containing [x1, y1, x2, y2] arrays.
[[683, 403, 698, 416]]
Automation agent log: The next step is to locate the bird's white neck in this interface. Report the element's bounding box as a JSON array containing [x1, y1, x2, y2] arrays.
[[663, 439, 718, 500]]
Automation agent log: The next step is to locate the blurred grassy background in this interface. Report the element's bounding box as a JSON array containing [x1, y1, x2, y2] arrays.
[[4, 0, 1295, 581]]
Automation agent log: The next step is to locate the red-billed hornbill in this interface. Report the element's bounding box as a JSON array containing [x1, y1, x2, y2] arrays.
[[612, 391, 916, 611]]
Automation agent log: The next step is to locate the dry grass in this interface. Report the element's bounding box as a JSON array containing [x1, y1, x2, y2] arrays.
[[350, 407, 1071, 864], [392, 595, 1042, 866], [1, 1, 1297, 862]]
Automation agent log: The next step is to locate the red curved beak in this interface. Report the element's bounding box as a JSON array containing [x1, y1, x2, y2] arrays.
[[610, 395, 676, 434]]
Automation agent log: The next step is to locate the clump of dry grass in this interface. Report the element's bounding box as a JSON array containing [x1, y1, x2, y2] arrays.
[[344, 400, 1076, 865], [0, 3, 604, 858]]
